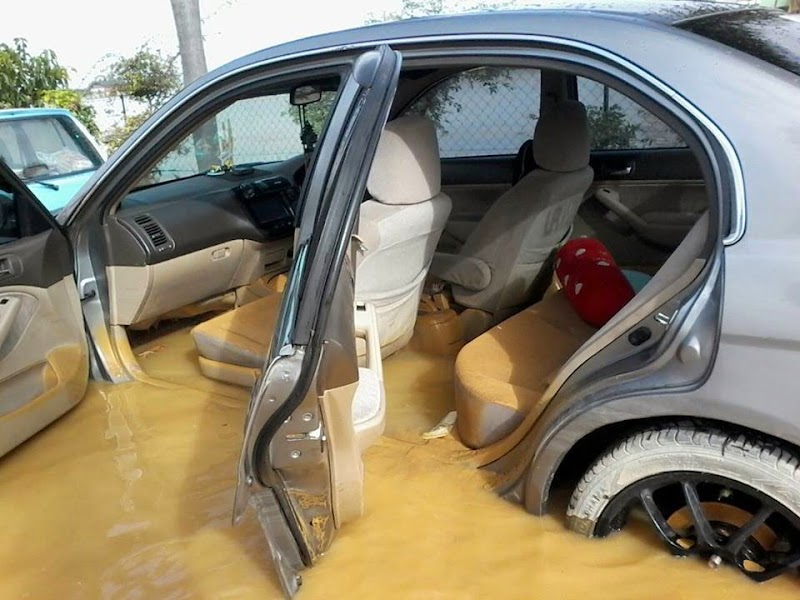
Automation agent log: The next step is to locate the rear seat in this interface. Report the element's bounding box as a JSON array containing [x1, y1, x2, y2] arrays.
[[455, 291, 596, 449], [455, 212, 710, 449]]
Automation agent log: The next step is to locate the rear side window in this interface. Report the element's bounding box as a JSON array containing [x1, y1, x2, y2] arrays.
[[577, 78, 686, 150], [678, 10, 800, 78], [406, 67, 687, 156], [406, 67, 542, 158]]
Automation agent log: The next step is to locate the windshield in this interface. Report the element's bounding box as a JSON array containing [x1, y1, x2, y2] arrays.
[[678, 9, 800, 78], [0, 115, 102, 182], [137, 90, 337, 189]]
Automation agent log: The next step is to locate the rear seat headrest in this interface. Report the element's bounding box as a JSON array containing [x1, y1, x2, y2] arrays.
[[533, 100, 591, 173], [367, 115, 441, 205]]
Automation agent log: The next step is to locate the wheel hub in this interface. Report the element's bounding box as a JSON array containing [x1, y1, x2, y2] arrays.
[[595, 472, 800, 581]]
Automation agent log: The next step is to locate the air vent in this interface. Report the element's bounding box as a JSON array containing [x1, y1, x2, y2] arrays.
[[132, 213, 173, 252]]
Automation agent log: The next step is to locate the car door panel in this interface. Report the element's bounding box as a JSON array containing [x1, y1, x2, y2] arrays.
[[578, 147, 707, 268], [0, 168, 88, 458], [233, 45, 400, 597]]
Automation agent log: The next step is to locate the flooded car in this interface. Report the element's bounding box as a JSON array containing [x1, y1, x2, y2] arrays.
[[0, 108, 105, 213], [1, 2, 799, 596]]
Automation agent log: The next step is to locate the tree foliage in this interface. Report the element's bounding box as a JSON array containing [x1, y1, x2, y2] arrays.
[[101, 47, 182, 151], [40, 89, 100, 137], [0, 39, 98, 134], [108, 47, 181, 110], [586, 105, 641, 150], [0, 39, 68, 108], [104, 112, 151, 153]]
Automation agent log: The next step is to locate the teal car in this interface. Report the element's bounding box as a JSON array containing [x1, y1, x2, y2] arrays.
[[0, 108, 106, 213]]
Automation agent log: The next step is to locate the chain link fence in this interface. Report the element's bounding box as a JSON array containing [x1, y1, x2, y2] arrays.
[[149, 94, 306, 183], [410, 67, 685, 157], [149, 68, 687, 182], [577, 78, 686, 149]]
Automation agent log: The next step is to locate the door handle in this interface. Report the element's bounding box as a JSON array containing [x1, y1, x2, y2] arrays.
[[0, 255, 18, 280], [608, 165, 633, 177]]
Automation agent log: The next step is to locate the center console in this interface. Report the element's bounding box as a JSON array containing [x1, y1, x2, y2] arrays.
[[236, 176, 298, 240]]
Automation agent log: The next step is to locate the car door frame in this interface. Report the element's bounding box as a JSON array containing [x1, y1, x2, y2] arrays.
[[58, 47, 399, 384], [232, 45, 401, 597], [349, 39, 740, 510]]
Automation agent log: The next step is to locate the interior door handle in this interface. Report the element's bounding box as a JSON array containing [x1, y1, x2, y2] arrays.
[[0, 255, 18, 280], [0, 295, 21, 347], [608, 165, 633, 177]]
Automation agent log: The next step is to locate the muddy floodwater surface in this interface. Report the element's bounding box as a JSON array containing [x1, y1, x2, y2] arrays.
[[1, 324, 799, 599]]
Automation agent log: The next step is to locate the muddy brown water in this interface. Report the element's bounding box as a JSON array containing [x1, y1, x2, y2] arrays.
[[1, 328, 798, 599]]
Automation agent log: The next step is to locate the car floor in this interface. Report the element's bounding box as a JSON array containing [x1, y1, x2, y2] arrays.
[[1, 323, 799, 598]]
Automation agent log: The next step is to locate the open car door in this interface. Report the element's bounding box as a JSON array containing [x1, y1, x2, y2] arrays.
[[0, 160, 88, 457], [233, 45, 401, 596]]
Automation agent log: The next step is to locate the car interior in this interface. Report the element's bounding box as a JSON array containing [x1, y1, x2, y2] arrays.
[[0, 60, 711, 465], [106, 62, 710, 455]]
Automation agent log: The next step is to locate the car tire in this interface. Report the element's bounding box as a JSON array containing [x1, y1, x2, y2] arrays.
[[566, 423, 800, 539]]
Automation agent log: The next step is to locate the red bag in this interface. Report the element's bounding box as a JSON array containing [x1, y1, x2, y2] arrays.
[[555, 238, 635, 328]]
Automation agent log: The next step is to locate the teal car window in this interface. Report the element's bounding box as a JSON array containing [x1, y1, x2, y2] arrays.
[[1, 117, 101, 181]]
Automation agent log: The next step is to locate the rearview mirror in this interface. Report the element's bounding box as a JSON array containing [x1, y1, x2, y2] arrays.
[[290, 85, 322, 106]]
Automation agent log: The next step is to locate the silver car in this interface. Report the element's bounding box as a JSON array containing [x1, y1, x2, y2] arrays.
[[1, 1, 799, 595]]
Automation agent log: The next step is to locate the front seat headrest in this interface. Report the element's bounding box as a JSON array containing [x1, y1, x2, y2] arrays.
[[367, 115, 441, 205], [533, 100, 591, 173]]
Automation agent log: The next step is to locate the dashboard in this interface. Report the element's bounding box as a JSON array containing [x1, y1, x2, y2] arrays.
[[108, 156, 305, 267], [103, 156, 306, 326]]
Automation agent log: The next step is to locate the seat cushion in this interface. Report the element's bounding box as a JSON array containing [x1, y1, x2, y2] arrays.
[[191, 292, 282, 369], [454, 292, 596, 449]]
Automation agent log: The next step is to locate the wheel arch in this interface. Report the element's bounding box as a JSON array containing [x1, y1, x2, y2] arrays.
[[523, 401, 800, 517]]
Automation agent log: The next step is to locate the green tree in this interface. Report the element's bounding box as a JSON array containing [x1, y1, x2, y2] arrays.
[[0, 39, 98, 134], [104, 112, 151, 154], [40, 89, 100, 137], [102, 47, 182, 152], [108, 47, 181, 111], [586, 105, 641, 150], [0, 39, 67, 107]]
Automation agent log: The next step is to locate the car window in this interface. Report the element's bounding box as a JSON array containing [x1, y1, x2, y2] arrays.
[[405, 67, 542, 158], [0, 116, 101, 181], [678, 9, 800, 78], [142, 90, 338, 186], [577, 78, 687, 150]]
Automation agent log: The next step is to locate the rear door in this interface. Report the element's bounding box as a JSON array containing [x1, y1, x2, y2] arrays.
[[0, 159, 88, 457], [575, 77, 708, 266], [232, 45, 400, 597]]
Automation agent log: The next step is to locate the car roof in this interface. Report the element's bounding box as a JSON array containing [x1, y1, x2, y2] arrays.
[[0, 107, 73, 120], [232, 1, 748, 61]]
